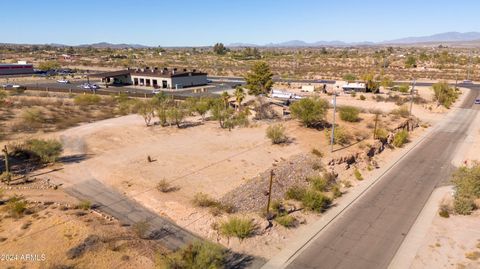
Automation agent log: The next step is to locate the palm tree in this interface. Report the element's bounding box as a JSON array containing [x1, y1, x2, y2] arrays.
[[234, 86, 245, 110], [221, 91, 230, 109]]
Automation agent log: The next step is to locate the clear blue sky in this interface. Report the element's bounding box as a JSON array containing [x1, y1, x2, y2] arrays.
[[1, 0, 478, 46]]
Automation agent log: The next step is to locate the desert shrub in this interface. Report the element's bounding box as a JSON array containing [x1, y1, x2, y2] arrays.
[[74, 94, 101, 106], [326, 126, 351, 145], [391, 106, 410, 118], [192, 193, 218, 207], [339, 106, 360, 122], [432, 81, 458, 108], [266, 124, 288, 144], [392, 130, 409, 147], [133, 220, 151, 239], [309, 176, 329, 192], [156, 179, 178, 193], [311, 148, 323, 157], [21, 108, 45, 125], [332, 184, 342, 198], [354, 169, 363, 181], [453, 197, 475, 215], [301, 190, 332, 212], [5, 196, 27, 218], [350, 92, 356, 98], [451, 164, 480, 215], [285, 185, 307, 201], [275, 215, 297, 228], [290, 97, 329, 127], [24, 139, 63, 163], [375, 128, 389, 141], [359, 95, 366, 101], [159, 241, 226, 269], [438, 204, 450, 218], [77, 200, 91, 210], [219, 217, 255, 239]]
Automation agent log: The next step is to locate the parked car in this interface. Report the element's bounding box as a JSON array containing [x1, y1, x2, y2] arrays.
[[57, 79, 70, 84]]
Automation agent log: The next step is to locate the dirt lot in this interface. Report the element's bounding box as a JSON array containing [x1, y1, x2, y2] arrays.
[[37, 86, 449, 259], [0, 188, 160, 269]]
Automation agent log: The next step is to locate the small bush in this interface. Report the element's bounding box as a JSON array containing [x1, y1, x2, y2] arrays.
[[275, 215, 297, 228], [359, 95, 366, 101], [438, 204, 450, 218], [21, 108, 45, 125], [19, 139, 63, 163], [392, 130, 409, 147], [290, 97, 329, 127], [133, 220, 151, 239], [332, 184, 342, 199], [453, 196, 475, 215], [375, 128, 389, 141], [339, 106, 360, 122], [156, 179, 177, 193], [350, 92, 356, 98], [219, 217, 255, 239], [311, 148, 323, 158], [192, 193, 219, 207], [391, 106, 410, 118], [301, 190, 332, 213], [5, 196, 27, 218], [354, 169, 363, 181], [309, 176, 329, 192], [266, 124, 288, 144], [465, 251, 480, 261], [74, 94, 101, 106], [77, 200, 91, 210], [285, 185, 307, 201], [326, 126, 351, 145], [159, 241, 226, 269]]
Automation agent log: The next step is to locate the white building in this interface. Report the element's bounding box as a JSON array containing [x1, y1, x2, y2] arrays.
[[91, 67, 208, 89], [342, 82, 366, 93]]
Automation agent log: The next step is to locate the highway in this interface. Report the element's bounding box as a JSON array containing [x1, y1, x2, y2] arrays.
[[280, 84, 480, 269]]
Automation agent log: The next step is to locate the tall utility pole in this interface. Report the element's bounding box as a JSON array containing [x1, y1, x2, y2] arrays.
[[330, 92, 337, 152], [265, 170, 274, 218], [2, 145, 10, 184], [409, 79, 416, 117]]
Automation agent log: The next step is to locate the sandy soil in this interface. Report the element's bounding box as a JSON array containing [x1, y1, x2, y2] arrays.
[[0, 189, 157, 269], [3, 84, 454, 260], [410, 196, 480, 269]]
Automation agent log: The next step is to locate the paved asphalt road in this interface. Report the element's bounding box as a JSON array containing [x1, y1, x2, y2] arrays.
[[285, 86, 480, 269]]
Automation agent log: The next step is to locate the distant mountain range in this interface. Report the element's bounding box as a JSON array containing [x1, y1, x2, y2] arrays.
[[2, 32, 480, 49], [229, 31, 480, 47]]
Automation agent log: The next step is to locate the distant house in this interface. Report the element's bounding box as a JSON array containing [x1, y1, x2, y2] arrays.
[[0, 61, 35, 76], [342, 82, 366, 93], [91, 67, 208, 89]]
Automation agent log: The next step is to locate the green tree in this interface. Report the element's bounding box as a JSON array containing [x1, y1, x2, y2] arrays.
[[38, 61, 61, 71], [194, 97, 211, 122], [136, 100, 155, 126], [362, 72, 380, 93], [213, 43, 227, 55], [432, 81, 458, 108], [244, 61, 273, 96], [405, 55, 417, 68], [167, 105, 187, 128], [221, 91, 230, 109], [211, 99, 234, 129], [24, 139, 63, 163], [233, 86, 245, 109], [290, 97, 329, 127]]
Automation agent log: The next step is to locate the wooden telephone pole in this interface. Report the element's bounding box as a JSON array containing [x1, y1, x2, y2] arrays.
[[2, 145, 10, 184], [265, 170, 274, 218]]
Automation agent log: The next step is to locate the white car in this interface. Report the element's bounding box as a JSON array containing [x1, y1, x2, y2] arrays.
[[57, 79, 70, 84]]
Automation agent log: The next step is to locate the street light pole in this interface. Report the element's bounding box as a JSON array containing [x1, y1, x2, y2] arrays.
[[409, 79, 416, 117]]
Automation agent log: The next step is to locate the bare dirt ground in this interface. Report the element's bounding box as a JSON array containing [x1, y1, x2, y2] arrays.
[[410, 195, 480, 269], [43, 92, 443, 259], [0, 188, 159, 269]]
